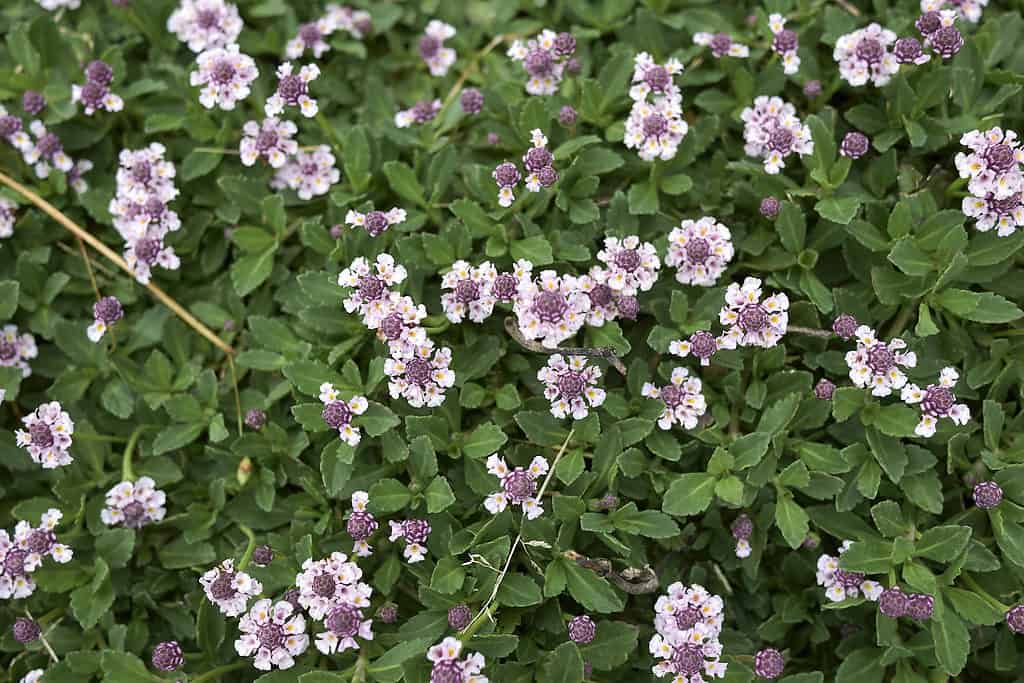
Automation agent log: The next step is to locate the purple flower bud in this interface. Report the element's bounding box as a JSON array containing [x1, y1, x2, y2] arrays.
[[322, 401, 353, 430], [282, 588, 301, 610], [523, 146, 553, 173], [487, 132, 500, 146], [906, 593, 934, 621], [460, 88, 484, 115], [448, 604, 472, 630], [419, 35, 441, 60], [709, 33, 733, 58], [759, 197, 780, 219], [916, 11, 942, 36], [0, 115, 22, 138], [803, 80, 822, 97], [840, 131, 870, 159], [643, 65, 671, 93], [536, 166, 559, 188], [1006, 604, 1024, 634], [151, 641, 184, 671], [596, 494, 619, 511], [362, 211, 389, 238], [330, 224, 344, 239], [754, 647, 785, 679], [376, 602, 398, 624], [347, 511, 378, 541], [524, 48, 555, 78], [12, 617, 40, 643], [558, 105, 578, 127], [878, 587, 909, 618], [931, 26, 964, 59], [566, 57, 581, 74], [832, 314, 858, 340], [493, 162, 521, 188], [772, 29, 798, 54], [93, 296, 124, 324], [553, 32, 576, 57], [688, 330, 717, 362], [615, 294, 639, 320], [22, 91, 45, 116], [894, 37, 926, 64], [973, 481, 1003, 509], [814, 379, 836, 401], [245, 408, 267, 431], [731, 514, 753, 540], [85, 60, 114, 87], [567, 615, 596, 644], [855, 37, 885, 64], [252, 544, 273, 566], [223, 319, 235, 331], [802, 533, 820, 549]]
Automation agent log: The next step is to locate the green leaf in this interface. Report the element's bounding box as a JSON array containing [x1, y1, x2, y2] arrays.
[[815, 197, 861, 225], [152, 422, 205, 455], [916, 526, 972, 562], [777, 202, 806, 252], [231, 246, 276, 297], [510, 235, 554, 265], [578, 621, 639, 670], [835, 648, 885, 683], [839, 540, 894, 573], [866, 428, 907, 483], [539, 642, 584, 683], [932, 599, 970, 675], [382, 161, 425, 206], [463, 422, 508, 459], [366, 638, 433, 677], [101, 651, 155, 683], [663, 473, 716, 517], [888, 239, 932, 277], [563, 560, 624, 613], [611, 503, 680, 538], [934, 289, 1023, 323], [0, 281, 20, 319], [628, 181, 659, 215], [430, 556, 465, 594], [424, 476, 456, 513], [95, 528, 135, 569], [497, 573, 544, 607], [944, 587, 1004, 626], [775, 496, 810, 549], [358, 401, 400, 437], [369, 479, 412, 514], [990, 510, 1024, 568]]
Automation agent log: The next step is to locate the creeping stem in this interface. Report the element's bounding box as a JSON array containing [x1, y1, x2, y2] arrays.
[[235, 524, 258, 571], [504, 316, 628, 376]]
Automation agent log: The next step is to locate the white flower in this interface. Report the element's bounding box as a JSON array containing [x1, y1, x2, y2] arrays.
[[623, 95, 688, 162], [740, 96, 814, 174], [665, 216, 735, 287], [338, 254, 408, 321], [537, 355, 605, 420], [265, 62, 320, 118], [596, 235, 661, 295], [345, 207, 406, 237], [901, 366, 970, 438], [484, 454, 549, 520], [240, 118, 298, 168], [815, 542, 883, 603], [199, 559, 262, 617], [512, 270, 591, 349], [384, 342, 455, 408], [844, 325, 916, 397], [954, 128, 1024, 200], [271, 145, 339, 200], [14, 401, 75, 469], [235, 599, 309, 670], [717, 277, 789, 349], [167, 0, 244, 53], [420, 20, 457, 76], [101, 477, 166, 529], [961, 192, 1024, 236], [642, 367, 707, 431], [833, 24, 900, 88], [318, 384, 369, 446], [441, 261, 499, 323], [190, 44, 258, 110], [427, 637, 489, 682]]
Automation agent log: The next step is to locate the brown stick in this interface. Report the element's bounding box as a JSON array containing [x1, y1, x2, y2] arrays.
[[504, 316, 628, 375], [565, 550, 660, 594], [0, 169, 234, 355]]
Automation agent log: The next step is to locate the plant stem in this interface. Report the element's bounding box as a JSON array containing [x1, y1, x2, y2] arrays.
[[885, 301, 915, 339], [121, 425, 149, 482], [190, 661, 248, 683], [25, 609, 59, 663], [236, 524, 258, 571], [227, 354, 244, 436], [504, 316, 627, 375], [788, 325, 833, 338]]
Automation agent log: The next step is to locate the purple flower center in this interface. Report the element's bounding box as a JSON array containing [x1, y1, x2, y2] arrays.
[[312, 572, 336, 598], [738, 304, 768, 332], [257, 623, 285, 650], [504, 469, 537, 501], [131, 161, 152, 184], [255, 128, 279, 152], [0, 116, 22, 137], [524, 48, 555, 77], [121, 501, 147, 529], [209, 571, 237, 600], [152, 642, 183, 672], [4, 549, 28, 577], [855, 37, 885, 63], [26, 529, 54, 554], [22, 91, 45, 115], [277, 74, 307, 104], [643, 113, 669, 138], [523, 146, 553, 173], [37, 132, 63, 159], [325, 604, 361, 637], [405, 358, 433, 385], [379, 313, 405, 340], [364, 211, 388, 237], [492, 273, 518, 301], [674, 606, 700, 631], [299, 23, 322, 45], [672, 645, 705, 676], [431, 660, 464, 683], [0, 340, 16, 360], [916, 11, 942, 35], [921, 386, 955, 417], [449, 604, 472, 629], [866, 344, 895, 374], [879, 587, 909, 618], [588, 283, 613, 307], [322, 401, 353, 429], [195, 9, 220, 29], [211, 59, 236, 85], [644, 65, 671, 92], [568, 615, 596, 643], [894, 37, 924, 63], [85, 60, 113, 86], [984, 143, 1016, 173], [533, 290, 568, 324], [731, 515, 753, 540], [755, 648, 785, 679], [454, 279, 480, 304], [402, 520, 430, 544], [80, 81, 108, 110], [411, 101, 438, 123], [814, 379, 836, 400], [907, 594, 934, 620], [613, 248, 641, 272], [772, 29, 798, 54], [135, 238, 161, 264], [660, 384, 684, 408], [989, 194, 1023, 214], [832, 314, 858, 339], [145, 196, 166, 218], [553, 32, 576, 56], [29, 422, 54, 448], [710, 33, 732, 57], [689, 331, 717, 359], [834, 569, 865, 588], [768, 126, 795, 153], [357, 275, 386, 301], [842, 132, 869, 158], [536, 166, 558, 187], [557, 371, 586, 400], [94, 296, 123, 324], [347, 511, 377, 540], [616, 295, 639, 320], [685, 238, 711, 264], [493, 162, 520, 188]]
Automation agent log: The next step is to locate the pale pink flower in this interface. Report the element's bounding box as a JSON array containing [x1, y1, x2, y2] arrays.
[[271, 145, 339, 200], [240, 118, 298, 168], [596, 235, 660, 295], [167, 0, 243, 53], [665, 216, 734, 287], [834, 24, 900, 87], [484, 454, 549, 520], [845, 325, 917, 397], [816, 541, 884, 603], [420, 20, 457, 77], [338, 254, 408, 321], [199, 559, 262, 616], [901, 367, 970, 438], [441, 260, 499, 323], [955, 128, 1024, 200], [642, 367, 707, 431], [265, 62, 320, 118], [190, 43, 258, 110], [15, 401, 74, 469], [537, 355, 606, 419], [740, 96, 813, 174], [512, 270, 591, 349], [717, 277, 789, 349], [427, 637, 488, 682], [384, 342, 455, 408], [235, 599, 308, 670]]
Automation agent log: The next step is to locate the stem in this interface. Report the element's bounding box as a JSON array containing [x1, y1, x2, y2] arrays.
[[441, 34, 509, 111], [121, 425, 148, 482], [25, 609, 59, 663], [352, 651, 368, 683], [190, 661, 248, 683], [961, 574, 1010, 612], [504, 317, 627, 375], [227, 354, 244, 436], [0, 170, 234, 356], [788, 325, 833, 339], [885, 302, 915, 339], [236, 524, 257, 571]]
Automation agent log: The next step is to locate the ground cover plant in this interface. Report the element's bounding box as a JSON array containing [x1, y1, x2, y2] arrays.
[[1, 0, 1024, 681]]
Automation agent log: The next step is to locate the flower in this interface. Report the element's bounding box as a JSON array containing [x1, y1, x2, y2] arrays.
[[568, 615, 596, 644], [921, 0, 987, 23], [167, 0, 243, 53], [492, 161, 521, 207], [15, 402, 74, 469], [37, 0, 81, 9], [199, 559, 262, 616], [338, 254, 409, 321], [427, 637, 488, 682], [666, 217, 734, 287], [252, 545, 274, 566], [814, 379, 836, 400], [484, 454, 549, 520], [395, 99, 442, 128], [803, 80, 822, 97], [235, 599, 309, 670], [694, 32, 750, 59], [326, 4, 372, 38], [366, 292, 428, 354], [272, 145, 340, 200], [346, 491, 378, 557], [72, 62, 124, 115], [513, 270, 590, 348], [760, 197, 781, 218], [245, 409, 267, 430], [973, 481, 1003, 509], [649, 583, 727, 680], [377, 603, 398, 624], [13, 617, 40, 643], [642, 367, 707, 431], [1, 325, 38, 377], [537, 355, 606, 420], [577, 268, 632, 327], [522, 129, 558, 192], [316, 602, 374, 655], [596, 235, 660, 295], [389, 519, 431, 563], [88, 296, 124, 342], [930, 25, 964, 59], [769, 14, 801, 75], [0, 509, 73, 600], [901, 367, 970, 437], [845, 325, 916, 396], [962, 192, 1024, 236], [318, 383, 369, 446], [265, 62, 320, 118], [740, 96, 813, 174], [151, 641, 184, 671], [832, 314, 859, 339], [286, 18, 335, 59], [916, 9, 955, 38], [18, 671, 43, 683], [956, 128, 1024, 200], [834, 24, 899, 87], [907, 594, 934, 620], [240, 118, 298, 168], [295, 552, 370, 620], [558, 105, 577, 126], [717, 277, 790, 349], [0, 106, 31, 153], [878, 586, 910, 618], [384, 342, 455, 408], [629, 52, 683, 102], [101, 477, 166, 529], [22, 121, 74, 179], [624, 96, 688, 161], [492, 260, 533, 304], [754, 648, 784, 679], [1005, 604, 1024, 634], [0, 197, 16, 238], [125, 235, 181, 285], [448, 604, 472, 630], [894, 37, 930, 65], [840, 131, 870, 158], [441, 261, 499, 323], [420, 20, 457, 76], [670, 330, 719, 366], [815, 541, 883, 602], [731, 515, 753, 559], [507, 29, 576, 96]]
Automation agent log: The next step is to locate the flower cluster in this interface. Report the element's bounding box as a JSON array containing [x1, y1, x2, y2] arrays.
[[384, 342, 455, 408], [1, 325, 38, 377], [578, 267, 637, 326], [901, 367, 970, 438], [916, 9, 964, 60], [19, 119, 89, 185], [649, 583, 728, 680], [235, 599, 309, 670], [507, 29, 576, 96], [844, 325, 916, 396], [741, 96, 813, 174], [109, 144, 182, 284], [266, 62, 320, 118], [318, 383, 368, 446], [484, 454, 549, 520], [200, 559, 263, 616], [441, 260, 499, 323], [816, 541, 883, 602], [596, 235, 660, 295], [346, 491, 378, 557], [731, 514, 753, 559], [395, 99, 442, 128], [670, 330, 718, 366], [101, 477, 166, 529], [877, 586, 934, 621], [72, 60, 123, 115], [717, 277, 789, 349], [388, 519, 431, 563], [87, 295, 124, 342], [286, 5, 371, 59], [240, 117, 298, 168], [0, 196, 15, 238], [512, 270, 590, 348], [922, 0, 986, 23], [271, 145, 340, 200], [15, 402, 74, 469], [693, 32, 749, 59], [625, 53, 687, 161], [769, 14, 800, 75], [368, 292, 428, 354], [294, 552, 374, 655], [420, 20, 457, 77], [834, 24, 900, 87], [492, 129, 557, 207], [665, 216, 734, 287], [537, 355, 606, 420], [956, 128, 1024, 236], [190, 43, 258, 110], [427, 637, 488, 682], [167, 0, 242, 52], [642, 367, 707, 431], [1, 510, 73, 600], [345, 207, 407, 238]]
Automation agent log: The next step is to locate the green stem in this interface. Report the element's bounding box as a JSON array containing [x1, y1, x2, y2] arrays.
[[121, 425, 149, 482], [190, 661, 249, 683], [885, 302, 915, 340], [236, 524, 258, 571], [352, 651, 368, 683], [961, 574, 1010, 612], [459, 604, 496, 643]]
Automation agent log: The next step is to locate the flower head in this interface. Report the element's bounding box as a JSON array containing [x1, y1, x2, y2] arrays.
[[718, 277, 789, 349], [1006, 604, 1024, 634], [694, 32, 749, 59], [740, 96, 813, 174], [537, 355, 606, 420], [507, 29, 575, 96], [318, 383, 369, 446], [832, 314, 859, 339], [448, 604, 473, 630], [189, 43, 257, 110], [484, 454, 549, 520], [395, 99, 442, 128], [265, 62, 320, 118], [88, 296, 124, 342], [338, 254, 408, 320], [920, 0, 987, 24], [316, 602, 374, 655], [596, 235, 661, 295], [576, 268, 632, 327], [235, 599, 309, 670], [962, 192, 1024, 236], [151, 641, 184, 671], [0, 197, 16, 239], [568, 615, 596, 644], [200, 559, 262, 616], [326, 4, 372, 38], [287, 18, 335, 59], [629, 52, 683, 102], [973, 481, 1003, 509], [816, 541, 883, 603], [420, 20, 457, 76], [460, 89, 484, 115], [624, 96, 688, 161], [814, 379, 836, 400], [389, 519, 431, 563], [666, 217, 734, 287], [295, 552, 370, 620], [894, 37, 930, 65], [901, 367, 970, 437], [22, 121, 74, 179], [955, 128, 1024, 200], [731, 514, 753, 558], [754, 648, 784, 679], [385, 342, 455, 408], [15, 402, 74, 469], [13, 617, 40, 643], [272, 145, 340, 200], [768, 15, 801, 74], [670, 330, 719, 367], [365, 292, 428, 355], [650, 583, 727, 680], [101, 477, 166, 529], [346, 491, 378, 557], [1, 510, 72, 599], [513, 270, 591, 348], [642, 367, 707, 431], [840, 131, 870, 159], [167, 0, 243, 52], [427, 637, 489, 682], [1, 325, 38, 377], [239, 117, 298, 168], [845, 325, 917, 397], [441, 261, 499, 323], [834, 24, 900, 87], [72, 61, 124, 116]]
